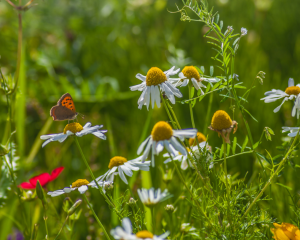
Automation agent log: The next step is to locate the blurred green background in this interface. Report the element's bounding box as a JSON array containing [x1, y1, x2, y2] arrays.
[[1, 0, 300, 238]]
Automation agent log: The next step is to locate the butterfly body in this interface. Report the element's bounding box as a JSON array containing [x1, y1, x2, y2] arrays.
[[50, 93, 78, 121]]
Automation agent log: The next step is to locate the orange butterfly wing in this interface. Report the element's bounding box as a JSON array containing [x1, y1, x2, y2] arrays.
[[50, 93, 78, 121], [58, 93, 76, 112]]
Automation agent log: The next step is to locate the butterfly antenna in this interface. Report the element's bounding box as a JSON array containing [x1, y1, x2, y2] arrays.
[[78, 113, 85, 119]]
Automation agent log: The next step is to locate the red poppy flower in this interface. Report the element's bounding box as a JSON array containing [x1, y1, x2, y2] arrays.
[[19, 167, 64, 189]]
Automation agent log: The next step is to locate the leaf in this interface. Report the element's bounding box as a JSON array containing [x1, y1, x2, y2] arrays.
[[232, 137, 237, 154], [253, 141, 259, 150], [226, 144, 230, 156], [219, 144, 224, 159], [243, 108, 258, 122], [276, 183, 292, 191], [220, 20, 223, 30], [241, 136, 248, 152], [210, 66, 214, 76]]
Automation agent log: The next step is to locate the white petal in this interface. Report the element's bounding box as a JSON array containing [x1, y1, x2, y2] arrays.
[[137, 136, 151, 155], [288, 78, 295, 87], [78, 185, 88, 194], [118, 168, 128, 184], [136, 73, 146, 81]]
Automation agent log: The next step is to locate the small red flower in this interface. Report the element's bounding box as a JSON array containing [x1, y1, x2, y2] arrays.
[[19, 167, 64, 189]]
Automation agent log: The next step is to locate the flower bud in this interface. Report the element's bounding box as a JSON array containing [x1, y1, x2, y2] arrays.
[[68, 199, 82, 216], [128, 197, 137, 207], [164, 204, 175, 213], [36, 180, 46, 205], [104, 182, 114, 192], [0, 144, 9, 156]]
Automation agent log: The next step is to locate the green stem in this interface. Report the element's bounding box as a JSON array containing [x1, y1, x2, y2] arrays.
[[203, 92, 213, 135], [83, 194, 111, 240], [242, 130, 300, 219], [74, 137, 123, 219], [152, 207, 155, 234], [188, 84, 196, 129], [54, 216, 69, 240], [168, 153, 219, 234], [161, 93, 176, 129], [43, 207, 48, 239], [166, 100, 181, 130]]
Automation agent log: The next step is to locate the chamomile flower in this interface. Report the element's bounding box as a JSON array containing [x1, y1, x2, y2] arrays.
[[170, 66, 218, 94], [137, 121, 197, 166], [130, 66, 183, 110], [209, 110, 238, 144], [47, 179, 108, 197], [40, 122, 107, 147], [261, 78, 300, 113], [163, 141, 210, 170], [96, 156, 150, 184], [111, 218, 169, 240], [137, 188, 172, 207], [282, 126, 300, 137]]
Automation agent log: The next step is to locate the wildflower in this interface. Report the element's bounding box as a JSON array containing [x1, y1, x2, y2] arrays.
[[96, 156, 150, 184], [163, 141, 210, 170], [261, 78, 300, 114], [209, 110, 238, 144], [171, 66, 218, 94], [111, 218, 169, 240], [137, 188, 172, 208], [40, 122, 107, 147], [47, 178, 108, 197], [19, 167, 64, 189], [164, 204, 175, 213], [241, 27, 248, 36], [181, 223, 197, 233], [270, 222, 300, 240], [137, 121, 197, 166], [282, 126, 300, 137], [130, 66, 183, 109]]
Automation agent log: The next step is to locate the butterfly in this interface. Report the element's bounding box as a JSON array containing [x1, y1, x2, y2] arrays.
[[50, 93, 78, 121]]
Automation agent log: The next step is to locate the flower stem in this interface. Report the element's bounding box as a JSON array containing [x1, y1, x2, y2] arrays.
[[242, 129, 300, 220], [166, 100, 181, 130], [74, 137, 123, 219], [168, 153, 219, 234], [152, 207, 155, 234], [83, 194, 111, 240], [161, 93, 176, 129], [188, 84, 196, 129], [54, 216, 68, 240]]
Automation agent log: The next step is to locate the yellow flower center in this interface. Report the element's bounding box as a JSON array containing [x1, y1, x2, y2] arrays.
[[146, 67, 167, 86], [182, 66, 200, 80], [108, 156, 128, 169], [285, 86, 300, 96], [151, 121, 173, 141], [189, 132, 206, 146], [136, 230, 154, 239], [211, 110, 232, 130], [63, 122, 83, 134], [72, 179, 89, 188]]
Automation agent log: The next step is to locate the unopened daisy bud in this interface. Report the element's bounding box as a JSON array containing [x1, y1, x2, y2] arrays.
[[165, 204, 175, 213], [241, 27, 248, 36], [128, 197, 138, 207], [36, 180, 46, 204], [68, 199, 82, 216], [104, 182, 114, 192]]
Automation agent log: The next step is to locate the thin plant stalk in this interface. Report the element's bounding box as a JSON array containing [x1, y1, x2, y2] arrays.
[[188, 84, 196, 129], [83, 194, 111, 240], [168, 153, 219, 235], [160, 93, 176, 129], [74, 137, 123, 219], [152, 207, 155, 234], [54, 215, 69, 240], [242, 130, 300, 219]]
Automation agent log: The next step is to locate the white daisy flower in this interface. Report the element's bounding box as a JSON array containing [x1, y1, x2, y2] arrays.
[[111, 218, 169, 240], [40, 122, 107, 147], [130, 66, 183, 110], [137, 121, 197, 166], [261, 78, 300, 113], [170, 66, 218, 95], [282, 127, 300, 138], [96, 156, 150, 185], [163, 141, 210, 170], [47, 179, 108, 197], [137, 188, 172, 207]]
